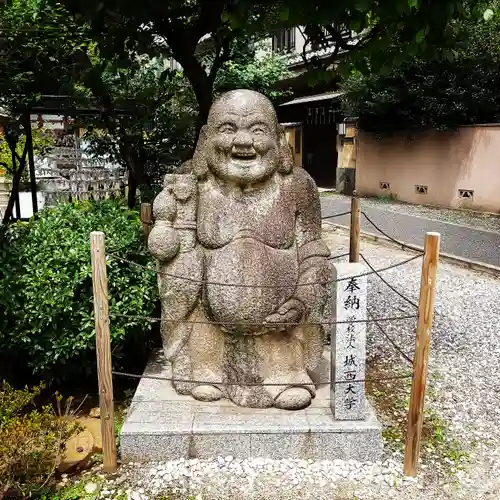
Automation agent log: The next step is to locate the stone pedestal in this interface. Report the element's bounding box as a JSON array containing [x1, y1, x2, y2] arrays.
[[120, 349, 382, 462]]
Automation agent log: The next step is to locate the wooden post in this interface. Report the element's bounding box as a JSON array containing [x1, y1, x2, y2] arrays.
[[404, 232, 440, 477], [349, 194, 361, 263], [90, 231, 117, 472], [141, 202, 152, 239]]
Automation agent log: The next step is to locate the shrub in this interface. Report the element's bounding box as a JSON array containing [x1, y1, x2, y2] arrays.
[[0, 381, 80, 497], [0, 199, 158, 380]]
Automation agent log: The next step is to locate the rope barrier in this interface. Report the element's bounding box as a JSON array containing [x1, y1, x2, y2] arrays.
[[321, 211, 351, 219], [112, 253, 422, 288], [110, 312, 418, 327], [327, 252, 349, 260], [111, 370, 413, 386], [361, 211, 424, 253], [360, 253, 419, 309], [368, 310, 414, 365]]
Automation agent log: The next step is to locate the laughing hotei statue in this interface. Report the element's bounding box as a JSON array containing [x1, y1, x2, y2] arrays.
[[148, 89, 331, 411]]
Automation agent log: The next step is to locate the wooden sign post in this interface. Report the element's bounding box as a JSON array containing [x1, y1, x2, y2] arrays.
[[349, 194, 361, 263], [404, 232, 440, 477], [90, 231, 117, 472]]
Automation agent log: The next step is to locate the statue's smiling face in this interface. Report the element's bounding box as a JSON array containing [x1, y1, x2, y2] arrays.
[[205, 91, 280, 186]]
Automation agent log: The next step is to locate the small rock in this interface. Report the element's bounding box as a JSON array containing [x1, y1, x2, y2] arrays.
[[84, 482, 98, 494], [89, 407, 101, 418]]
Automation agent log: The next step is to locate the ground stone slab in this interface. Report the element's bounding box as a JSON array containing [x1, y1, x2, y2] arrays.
[[120, 350, 382, 462]]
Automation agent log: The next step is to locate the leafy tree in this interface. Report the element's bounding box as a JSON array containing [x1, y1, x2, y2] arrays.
[[226, 0, 483, 81], [64, 0, 483, 126], [0, 0, 88, 113], [80, 56, 198, 202], [79, 44, 291, 202], [342, 4, 500, 134], [0, 127, 54, 181], [215, 41, 292, 101], [2, 0, 484, 207]]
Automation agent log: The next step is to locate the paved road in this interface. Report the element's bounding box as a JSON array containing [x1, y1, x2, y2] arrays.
[[321, 197, 500, 268]]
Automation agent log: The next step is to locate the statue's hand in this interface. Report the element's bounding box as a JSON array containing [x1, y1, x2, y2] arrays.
[[264, 298, 305, 330]]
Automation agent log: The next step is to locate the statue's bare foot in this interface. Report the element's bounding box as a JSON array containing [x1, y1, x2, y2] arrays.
[[192, 384, 222, 402], [274, 387, 311, 410]]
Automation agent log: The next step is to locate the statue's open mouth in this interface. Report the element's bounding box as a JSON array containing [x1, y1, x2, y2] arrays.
[[230, 151, 258, 168], [231, 150, 257, 161]]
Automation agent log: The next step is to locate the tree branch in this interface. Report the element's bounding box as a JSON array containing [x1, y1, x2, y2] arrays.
[[208, 34, 232, 86], [300, 23, 383, 69]]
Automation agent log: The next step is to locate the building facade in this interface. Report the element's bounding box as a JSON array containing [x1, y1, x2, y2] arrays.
[[270, 27, 346, 190]]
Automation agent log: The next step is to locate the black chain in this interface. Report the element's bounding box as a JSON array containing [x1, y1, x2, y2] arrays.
[[360, 253, 419, 309], [111, 312, 418, 327], [321, 211, 351, 219], [327, 252, 349, 260], [361, 211, 424, 253], [368, 310, 414, 365], [113, 254, 422, 288]]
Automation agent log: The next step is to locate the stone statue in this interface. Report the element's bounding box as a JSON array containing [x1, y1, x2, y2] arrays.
[[148, 89, 331, 410]]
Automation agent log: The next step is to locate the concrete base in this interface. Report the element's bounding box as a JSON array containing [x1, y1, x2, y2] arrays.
[[121, 350, 382, 462]]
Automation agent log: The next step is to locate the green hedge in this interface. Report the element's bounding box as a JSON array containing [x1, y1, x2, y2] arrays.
[[0, 200, 158, 380]]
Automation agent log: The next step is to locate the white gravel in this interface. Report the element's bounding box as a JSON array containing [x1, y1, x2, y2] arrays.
[[87, 230, 500, 500]]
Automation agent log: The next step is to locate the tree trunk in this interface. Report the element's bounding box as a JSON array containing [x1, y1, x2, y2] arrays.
[[193, 86, 213, 148], [127, 171, 138, 209], [1, 143, 28, 225], [118, 139, 147, 209]]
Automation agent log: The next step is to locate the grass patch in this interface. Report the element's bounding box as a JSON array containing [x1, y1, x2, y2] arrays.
[[375, 193, 398, 203], [367, 359, 470, 474]]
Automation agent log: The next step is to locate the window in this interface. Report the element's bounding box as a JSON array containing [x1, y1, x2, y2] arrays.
[[415, 185, 428, 195], [272, 29, 296, 52]]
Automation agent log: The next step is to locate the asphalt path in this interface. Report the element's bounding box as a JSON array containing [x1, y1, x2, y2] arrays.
[[321, 197, 500, 268]]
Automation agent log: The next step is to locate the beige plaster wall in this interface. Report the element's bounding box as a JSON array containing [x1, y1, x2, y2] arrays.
[[284, 125, 303, 167], [356, 126, 500, 212]]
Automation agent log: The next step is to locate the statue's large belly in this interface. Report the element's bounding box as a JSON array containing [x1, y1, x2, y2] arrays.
[[204, 238, 298, 334]]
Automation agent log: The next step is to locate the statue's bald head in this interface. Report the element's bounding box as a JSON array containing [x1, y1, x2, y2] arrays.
[[193, 89, 293, 185], [207, 90, 279, 132]]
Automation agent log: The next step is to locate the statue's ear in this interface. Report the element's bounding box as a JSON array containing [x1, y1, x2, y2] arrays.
[[277, 124, 294, 175], [192, 125, 209, 179]]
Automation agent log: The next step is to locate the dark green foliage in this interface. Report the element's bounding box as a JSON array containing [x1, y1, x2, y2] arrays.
[[342, 7, 500, 134], [215, 42, 292, 103], [0, 0, 88, 112], [0, 200, 158, 380]]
